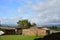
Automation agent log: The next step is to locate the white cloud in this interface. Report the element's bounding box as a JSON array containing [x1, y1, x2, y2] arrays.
[[19, 0, 60, 25], [1, 0, 60, 25], [0, 16, 22, 24], [18, 8, 24, 14]]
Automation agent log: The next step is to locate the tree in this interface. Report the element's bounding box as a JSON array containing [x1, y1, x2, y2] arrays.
[[32, 23, 36, 26], [0, 28, 1, 31], [17, 19, 31, 28]]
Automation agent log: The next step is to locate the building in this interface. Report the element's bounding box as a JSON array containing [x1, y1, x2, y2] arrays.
[[22, 26, 50, 36], [0, 26, 21, 35], [0, 26, 50, 35]]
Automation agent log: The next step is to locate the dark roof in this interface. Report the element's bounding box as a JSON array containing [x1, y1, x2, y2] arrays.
[[0, 26, 15, 30], [0, 26, 18, 29]]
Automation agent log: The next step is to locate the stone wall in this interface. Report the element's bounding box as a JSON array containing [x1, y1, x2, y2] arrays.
[[22, 29, 48, 36]]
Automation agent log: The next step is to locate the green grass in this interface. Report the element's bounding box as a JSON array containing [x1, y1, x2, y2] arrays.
[[0, 35, 44, 40]]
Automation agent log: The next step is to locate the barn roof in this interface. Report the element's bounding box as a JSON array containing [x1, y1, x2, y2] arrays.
[[0, 25, 22, 30], [0, 26, 16, 30], [29, 26, 50, 30]]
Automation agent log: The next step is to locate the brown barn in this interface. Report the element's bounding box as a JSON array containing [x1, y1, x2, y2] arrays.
[[22, 26, 50, 36]]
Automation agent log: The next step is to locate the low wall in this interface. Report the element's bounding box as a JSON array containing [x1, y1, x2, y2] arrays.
[[22, 29, 47, 36]]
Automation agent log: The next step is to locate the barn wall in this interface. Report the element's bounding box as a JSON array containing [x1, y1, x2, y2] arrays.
[[38, 29, 47, 35], [22, 29, 48, 36], [22, 29, 37, 35], [3, 29, 15, 35]]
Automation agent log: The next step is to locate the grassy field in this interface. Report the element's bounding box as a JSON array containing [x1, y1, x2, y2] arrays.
[[0, 35, 44, 40]]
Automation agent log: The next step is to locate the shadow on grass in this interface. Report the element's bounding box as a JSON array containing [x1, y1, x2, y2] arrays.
[[34, 32, 60, 40]]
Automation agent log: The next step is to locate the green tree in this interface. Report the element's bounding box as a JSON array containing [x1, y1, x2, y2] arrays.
[[17, 19, 31, 28], [0, 28, 1, 31], [32, 23, 36, 26]]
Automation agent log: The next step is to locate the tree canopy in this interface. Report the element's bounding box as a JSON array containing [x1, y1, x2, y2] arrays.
[[32, 23, 36, 26], [17, 19, 32, 28]]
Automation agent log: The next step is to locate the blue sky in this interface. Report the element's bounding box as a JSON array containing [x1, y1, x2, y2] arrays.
[[0, 0, 60, 26]]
